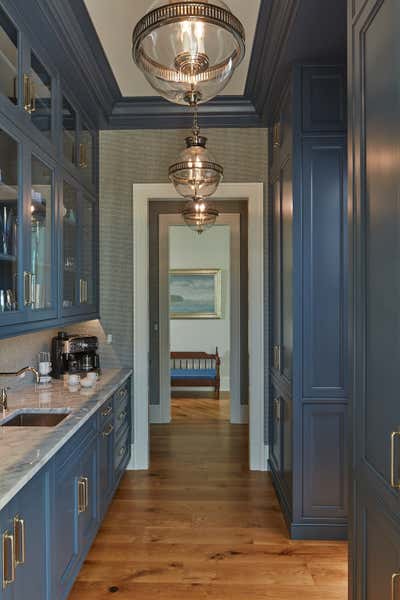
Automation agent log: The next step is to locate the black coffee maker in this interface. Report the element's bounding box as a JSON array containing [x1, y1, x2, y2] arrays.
[[51, 332, 100, 379]]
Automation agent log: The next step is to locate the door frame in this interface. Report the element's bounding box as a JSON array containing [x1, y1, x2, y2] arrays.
[[128, 183, 265, 471], [156, 213, 245, 425]]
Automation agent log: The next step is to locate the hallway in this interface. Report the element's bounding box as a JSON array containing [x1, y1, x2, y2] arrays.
[[70, 397, 348, 599]]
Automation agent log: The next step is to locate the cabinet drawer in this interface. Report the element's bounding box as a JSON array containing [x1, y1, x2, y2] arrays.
[[98, 398, 114, 427], [114, 382, 129, 413], [114, 425, 130, 478], [114, 393, 129, 437]]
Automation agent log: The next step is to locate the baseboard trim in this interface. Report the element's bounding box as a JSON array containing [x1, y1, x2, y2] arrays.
[[149, 404, 170, 424], [126, 442, 148, 470], [230, 403, 249, 424]]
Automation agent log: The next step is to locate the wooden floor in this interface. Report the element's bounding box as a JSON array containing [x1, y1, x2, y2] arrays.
[[70, 394, 348, 599]]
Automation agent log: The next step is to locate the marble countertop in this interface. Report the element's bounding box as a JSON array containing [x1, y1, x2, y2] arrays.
[[0, 368, 132, 511]]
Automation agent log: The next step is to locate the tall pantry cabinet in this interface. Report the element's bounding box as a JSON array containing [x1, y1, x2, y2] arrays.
[[269, 64, 348, 540]]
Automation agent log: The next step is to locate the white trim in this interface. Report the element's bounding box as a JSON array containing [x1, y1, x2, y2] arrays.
[[231, 403, 249, 425], [132, 183, 265, 471]]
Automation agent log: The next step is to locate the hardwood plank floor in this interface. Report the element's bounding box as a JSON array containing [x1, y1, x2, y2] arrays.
[[70, 394, 348, 599]]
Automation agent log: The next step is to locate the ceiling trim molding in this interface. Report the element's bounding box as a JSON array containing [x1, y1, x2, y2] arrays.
[[245, 0, 300, 124], [108, 96, 263, 130]]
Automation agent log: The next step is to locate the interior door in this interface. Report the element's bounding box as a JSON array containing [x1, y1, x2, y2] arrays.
[[350, 0, 400, 597]]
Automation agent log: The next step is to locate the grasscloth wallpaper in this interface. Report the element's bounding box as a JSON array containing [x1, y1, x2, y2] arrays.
[[98, 128, 270, 442]]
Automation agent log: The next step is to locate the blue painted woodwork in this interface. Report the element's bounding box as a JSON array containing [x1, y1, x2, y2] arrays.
[[349, 0, 400, 596], [0, 0, 100, 339], [269, 65, 348, 540], [0, 379, 131, 600]]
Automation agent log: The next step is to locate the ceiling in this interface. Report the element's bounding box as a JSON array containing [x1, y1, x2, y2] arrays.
[[83, 0, 261, 98]]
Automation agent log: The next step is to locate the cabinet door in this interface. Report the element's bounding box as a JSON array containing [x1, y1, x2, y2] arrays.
[[0, 125, 25, 326], [53, 452, 80, 599], [356, 492, 400, 599], [0, 505, 14, 600], [26, 151, 56, 320], [12, 472, 48, 600], [99, 417, 115, 519], [28, 50, 53, 142], [78, 194, 97, 314], [270, 384, 283, 474], [271, 177, 281, 373], [280, 158, 293, 383], [349, 0, 400, 596], [78, 436, 98, 554], [62, 179, 79, 314], [0, 5, 19, 111]]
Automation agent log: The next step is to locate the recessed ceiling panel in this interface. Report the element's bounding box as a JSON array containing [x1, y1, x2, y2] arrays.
[[84, 0, 261, 97]]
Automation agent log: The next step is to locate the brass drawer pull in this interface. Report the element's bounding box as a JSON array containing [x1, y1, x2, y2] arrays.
[[119, 410, 127, 421], [82, 476, 89, 512], [392, 573, 400, 600], [2, 531, 15, 589], [119, 446, 126, 457], [101, 405, 112, 418], [102, 424, 114, 438], [390, 431, 400, 489], [78, 477, 86, 514], [13, 516, 25, 566]]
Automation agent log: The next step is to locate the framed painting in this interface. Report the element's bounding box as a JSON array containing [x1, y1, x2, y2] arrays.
[[169, 269, 222, 319]]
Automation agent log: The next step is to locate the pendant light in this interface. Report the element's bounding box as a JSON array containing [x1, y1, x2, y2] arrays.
[[182, 197, 219, 234], [132, 0, 246, 106], [169, 104, 223, 200]]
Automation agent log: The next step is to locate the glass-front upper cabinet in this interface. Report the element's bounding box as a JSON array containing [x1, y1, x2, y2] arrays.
[[28, 51, 52, 140], [79, 122, 94, 187], [0, 5, 18, 107], [79, 194, 96, 309], [62, 180, 78, 311], [0, 128, 20, 319], [62, 95, 77, 166], [28, 154, 54, 316]]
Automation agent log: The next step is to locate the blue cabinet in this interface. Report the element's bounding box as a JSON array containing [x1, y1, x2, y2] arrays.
[[349, 0, 400, 596], [0, 0, 99, 339], [269, 65, 348, 540], [0, 470, 48, 600]]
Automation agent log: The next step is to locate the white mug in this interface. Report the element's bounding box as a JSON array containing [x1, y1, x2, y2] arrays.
[[39, 361, 52, 376], [68, 373, 80, 386]]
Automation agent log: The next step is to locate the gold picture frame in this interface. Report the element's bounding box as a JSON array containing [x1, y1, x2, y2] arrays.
[[169, 269, 222, 319]]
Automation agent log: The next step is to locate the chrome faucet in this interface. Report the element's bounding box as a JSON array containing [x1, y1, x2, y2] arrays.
[[0, 367, 40, 413]]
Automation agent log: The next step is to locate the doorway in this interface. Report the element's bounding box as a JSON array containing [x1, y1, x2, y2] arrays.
[[129, 183, 264, 471], [151, 211, 248, 426]]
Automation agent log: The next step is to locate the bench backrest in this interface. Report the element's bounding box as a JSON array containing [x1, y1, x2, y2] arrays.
[[170, 348, 220, 371]]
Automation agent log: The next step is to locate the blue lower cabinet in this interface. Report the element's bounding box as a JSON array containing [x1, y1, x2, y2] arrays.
[[0, 470, 49, 600], [0, 504, 13, 600], [12, 471, 49, 600], [98, 415, 115, 520], [52, 424, 98, 600]]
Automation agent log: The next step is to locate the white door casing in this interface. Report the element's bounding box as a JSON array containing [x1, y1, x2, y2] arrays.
[[128, 183, 265, 471]]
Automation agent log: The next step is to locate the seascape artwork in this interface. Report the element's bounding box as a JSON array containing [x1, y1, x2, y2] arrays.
[[169, 269, 222, 319]]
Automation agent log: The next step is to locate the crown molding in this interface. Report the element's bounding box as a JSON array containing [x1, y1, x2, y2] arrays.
[[108, 96, 262, 129]]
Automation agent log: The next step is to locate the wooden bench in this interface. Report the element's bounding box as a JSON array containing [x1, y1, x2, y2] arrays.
[[170, 349, 221, 398]]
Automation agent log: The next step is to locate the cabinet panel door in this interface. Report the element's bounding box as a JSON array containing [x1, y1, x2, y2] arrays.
[[271, 177, 281, 372], [270, 383, 283, 474], [99, 420, 115, 519], [78, 437, 98, 553], [78, 194, 97, 313], [27, 151, 56, 319], [53, 453, 80, 598], [302, 139, 347, 398], [356, 492, 400, 600], [281, 157, 293, 382], [0, 505, 13, 600], [13, 471, 48, 600], [62, 179, 79, 314]]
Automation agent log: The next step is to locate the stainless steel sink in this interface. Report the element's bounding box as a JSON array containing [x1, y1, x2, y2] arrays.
[[1, 411, 69, 427]]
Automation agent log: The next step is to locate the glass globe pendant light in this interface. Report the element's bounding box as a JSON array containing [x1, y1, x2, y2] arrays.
[[182, 197, 219, 234], [132, 0, 246, 106], [169, 104, 223, 200]]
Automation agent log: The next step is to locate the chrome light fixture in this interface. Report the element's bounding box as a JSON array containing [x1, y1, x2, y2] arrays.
[[169, 106, 223, 199], [132, 0, 246, 106], [182, 197, 219, 234]]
